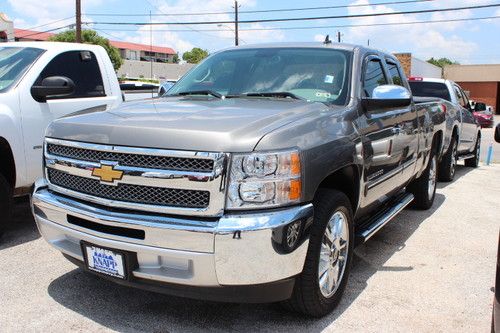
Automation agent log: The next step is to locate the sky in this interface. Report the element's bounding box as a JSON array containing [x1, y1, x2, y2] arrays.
[[2, 0, 500, 64]]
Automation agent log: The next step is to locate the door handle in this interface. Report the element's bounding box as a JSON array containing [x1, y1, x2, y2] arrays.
[[391, 127, 402, 135]]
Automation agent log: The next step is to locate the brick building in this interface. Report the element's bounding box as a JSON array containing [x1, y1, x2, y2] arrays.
[[393, 53, 442, 79], [444, 64, 500, 114]]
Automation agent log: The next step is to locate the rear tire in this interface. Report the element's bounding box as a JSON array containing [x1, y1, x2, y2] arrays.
[[283, 189, 354, 317], [408, 149, 437, 210], [0, 174, 12, 237], [464, 134, 480, 168], [438, 135, 457, 182]]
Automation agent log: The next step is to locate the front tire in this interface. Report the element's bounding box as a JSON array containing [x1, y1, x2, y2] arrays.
[[283, 189, 354, 317], [0, 174, 12, 237], [464, 133, 480, 168], [438, 135, 457, 182], [408, 149, 437, 210]]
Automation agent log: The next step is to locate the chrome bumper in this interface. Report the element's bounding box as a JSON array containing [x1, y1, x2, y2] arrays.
[[32, 180, 313, 287]]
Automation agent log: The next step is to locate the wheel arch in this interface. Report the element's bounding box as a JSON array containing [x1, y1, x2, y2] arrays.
[[433, 130, 444, 158], [315, 164, 361, 215], [0, 136, 16, 189]]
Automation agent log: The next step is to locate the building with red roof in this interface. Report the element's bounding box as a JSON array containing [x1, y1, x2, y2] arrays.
[[12, 27, 177, 64]]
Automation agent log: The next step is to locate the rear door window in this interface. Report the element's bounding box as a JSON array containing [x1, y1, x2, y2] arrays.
[[458, 87, 471, 109], [453, 85, 467, 108], [363, 58, 387, 97], [408, 81, 451, 101], [34, 50, 105, 99]]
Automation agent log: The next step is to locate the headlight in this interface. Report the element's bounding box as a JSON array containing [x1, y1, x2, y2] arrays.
[[226, 150, 301, 209]]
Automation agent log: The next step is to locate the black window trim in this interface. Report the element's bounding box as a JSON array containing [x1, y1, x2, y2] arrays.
[[32, 50, 106, 102], [362, 54, 388, 97]]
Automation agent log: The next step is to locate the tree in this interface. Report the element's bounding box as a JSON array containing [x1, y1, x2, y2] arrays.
[[182, 47, 209, 64], [427, 57, 459, 69], [49, 29, 123, 71], [172, 53, 180, 63]]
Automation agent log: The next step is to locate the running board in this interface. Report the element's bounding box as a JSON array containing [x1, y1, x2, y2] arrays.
[[356, 193, 414, 244], [458, 153, 475, 160]]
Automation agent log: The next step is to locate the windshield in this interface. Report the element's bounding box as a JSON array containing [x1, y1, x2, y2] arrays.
[[0, 47, 44, 93], [167, 47, 352, 105], [408, 81, 451, 101]]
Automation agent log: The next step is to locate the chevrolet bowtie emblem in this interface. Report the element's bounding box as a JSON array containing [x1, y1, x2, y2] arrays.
[[92, 164, 124, 183]]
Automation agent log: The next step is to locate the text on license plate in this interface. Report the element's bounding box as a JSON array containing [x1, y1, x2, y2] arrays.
[[85, 245, 125, 279]]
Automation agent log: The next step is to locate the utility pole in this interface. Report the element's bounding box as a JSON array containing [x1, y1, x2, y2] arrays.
[[234, 1, 239, 46], [337, 31, 343, 43], [76, 0, 82, 42]]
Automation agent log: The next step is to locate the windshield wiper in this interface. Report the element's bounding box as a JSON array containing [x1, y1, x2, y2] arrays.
[[176, 90, 223, 99], [242, 91, 304, 100]]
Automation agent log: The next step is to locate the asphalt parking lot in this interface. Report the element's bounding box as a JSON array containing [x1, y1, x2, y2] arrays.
[[0, 164, 499, 332]]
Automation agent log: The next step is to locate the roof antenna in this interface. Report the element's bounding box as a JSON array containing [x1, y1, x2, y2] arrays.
[[324, 34, 332, 45]]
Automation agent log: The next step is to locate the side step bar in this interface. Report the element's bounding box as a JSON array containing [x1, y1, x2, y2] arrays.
[[356, 193, 414, 244], [458, 153, 475, 160]]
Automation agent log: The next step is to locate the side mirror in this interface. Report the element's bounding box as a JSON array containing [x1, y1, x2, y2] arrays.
[[31, 76, 75, 102], [362, 85, 412, 112]]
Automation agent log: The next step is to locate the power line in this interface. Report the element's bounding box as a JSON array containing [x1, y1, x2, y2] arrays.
[[15, 25, 73, 39], [84, 0, 434, 17], [86, 3, 500, 26], [87, 14, 500, 33], [237, 0, 435, 14], [19, 16, 75, 32], [141, 0, 231, 40]]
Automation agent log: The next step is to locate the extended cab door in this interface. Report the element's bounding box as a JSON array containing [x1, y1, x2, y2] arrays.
[[358, 56, 414, 205], [453, 84, 476, 152], [19, 50, 118, 184], [385, 59, 419, 185]]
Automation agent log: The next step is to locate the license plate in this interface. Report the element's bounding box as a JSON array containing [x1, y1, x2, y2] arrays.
[[83, 244, 126, 279]]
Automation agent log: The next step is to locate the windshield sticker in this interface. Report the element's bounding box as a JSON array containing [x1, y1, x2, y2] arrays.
[[324, 75, 335, 84], [316, 92, 332, 98]]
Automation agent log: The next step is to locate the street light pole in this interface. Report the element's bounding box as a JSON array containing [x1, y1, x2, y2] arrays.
[[234, 1, 239, 46], [76, 0, 82, 43]]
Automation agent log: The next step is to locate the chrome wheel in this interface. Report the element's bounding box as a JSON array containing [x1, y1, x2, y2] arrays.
[[318, 211, 349, 298], [450, 141, 457, 177], [428, 156, 437, 200]]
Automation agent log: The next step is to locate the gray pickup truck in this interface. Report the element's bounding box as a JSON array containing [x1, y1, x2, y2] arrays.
[[32, 43, 446, 317]]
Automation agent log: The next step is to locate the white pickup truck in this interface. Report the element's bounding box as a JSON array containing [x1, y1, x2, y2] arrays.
[[408, 77, 481, 181], [0, 42, 122, 233]]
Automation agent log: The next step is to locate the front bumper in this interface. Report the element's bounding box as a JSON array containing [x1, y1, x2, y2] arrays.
[[476, 117, 494, 128], [32, 180, 313, 302]]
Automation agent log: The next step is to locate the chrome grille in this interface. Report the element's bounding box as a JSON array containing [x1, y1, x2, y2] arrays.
[[47, 143, 214, 172], [48, 169, 210, 208], [44, 138, 227, 216]]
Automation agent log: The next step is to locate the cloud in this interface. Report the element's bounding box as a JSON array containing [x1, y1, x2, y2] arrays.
[[343, 0, 478, 63], [8, 0, 103, 30], [314, 34, 325, 42], [118, 0, 285, 55]]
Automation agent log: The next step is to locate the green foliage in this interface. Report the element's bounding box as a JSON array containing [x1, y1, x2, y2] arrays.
[[182, 47, 209, 64], [172, 53, 180, 63], [427, 57, 459, 69], [49, 29, 123, 71]]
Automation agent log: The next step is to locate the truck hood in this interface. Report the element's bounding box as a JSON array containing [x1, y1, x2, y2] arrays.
[[46, 96, 334, 152]]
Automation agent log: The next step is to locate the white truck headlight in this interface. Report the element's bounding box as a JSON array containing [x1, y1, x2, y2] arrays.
[[227, 150, 301, 209]]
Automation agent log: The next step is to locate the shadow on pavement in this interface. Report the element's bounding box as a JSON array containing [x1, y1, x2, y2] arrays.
[[0, 196, 40, 250], [47, 193, 445, 332], [436, 164, 474, 189]]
